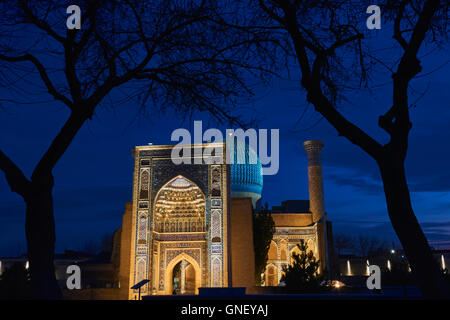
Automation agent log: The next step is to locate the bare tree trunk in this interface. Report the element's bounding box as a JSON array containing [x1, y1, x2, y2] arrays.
[[378, 155, 449, 299], [25, 178, 62, 300], [0, 111, 89, 299], [22, 111, 88, 299]]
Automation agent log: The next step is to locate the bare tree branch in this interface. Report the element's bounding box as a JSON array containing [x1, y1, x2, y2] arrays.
[[18, 0, 65, 43], [393, 0, 410, 50], [0, 149, 30, 198], [0, 53, 73, 108], [278, 1, 383, 159], [383, 0, 441, 154], [255, 0, 449, 298], [31, 111, 89, 182]]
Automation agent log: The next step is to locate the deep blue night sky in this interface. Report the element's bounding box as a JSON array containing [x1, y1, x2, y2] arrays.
[[0, 10, 449, 256]]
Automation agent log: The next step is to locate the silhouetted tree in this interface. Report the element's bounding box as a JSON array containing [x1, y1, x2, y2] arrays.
[[253, 0, 449, 298], [0, 0, 273, 299], [253, 204, 275, 285], [281, 240, 323, 292], [334, 233, 355, 256], [357, 235, 388, 258]]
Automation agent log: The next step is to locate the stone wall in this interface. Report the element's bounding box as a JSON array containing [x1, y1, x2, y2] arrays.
[[271, 213, 313, 227], [118, 202, 132, 297], [230, 197, 255, 290], [63, 288, 126, 300]]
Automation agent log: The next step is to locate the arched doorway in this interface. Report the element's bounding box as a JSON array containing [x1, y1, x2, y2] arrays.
[[169, 260, 196, 295], [265, 264, 278, 286], [171, 261, 182, 294], [153, 176, 207, 295], [267, 241, 278, 260], [165, 253, 202, 295]]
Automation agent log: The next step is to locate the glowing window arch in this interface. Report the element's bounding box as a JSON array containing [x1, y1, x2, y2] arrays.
[[265, 264, 278, 286], [267, 241, 278, 260]]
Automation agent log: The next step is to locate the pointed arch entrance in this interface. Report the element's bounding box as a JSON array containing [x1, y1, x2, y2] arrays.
[[129, 145, 229, 299], [165, 253, 202, 295], [152, 175, 207, 295], [265, 264, 278, 286]]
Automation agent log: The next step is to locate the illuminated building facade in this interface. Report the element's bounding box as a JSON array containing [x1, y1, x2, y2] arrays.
[[263, 141, 333, 286], [117, 140, 332, 299]]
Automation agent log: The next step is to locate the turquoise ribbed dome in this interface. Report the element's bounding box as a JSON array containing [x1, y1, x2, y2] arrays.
[[229, 138, 263, 207]]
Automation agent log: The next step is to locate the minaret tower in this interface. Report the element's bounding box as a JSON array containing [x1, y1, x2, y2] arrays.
[[303, 140, 325, 222], [304, 140, 332, 275]]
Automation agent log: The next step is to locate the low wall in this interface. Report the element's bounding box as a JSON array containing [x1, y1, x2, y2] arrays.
[[63, 288, 127, 300]]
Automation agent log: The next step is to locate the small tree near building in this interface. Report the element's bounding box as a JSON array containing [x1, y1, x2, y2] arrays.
[[281, 240, 323, 292], [253, 204, 275, 285]]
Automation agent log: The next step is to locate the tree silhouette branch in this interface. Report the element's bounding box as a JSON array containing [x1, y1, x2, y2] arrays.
[[0, 150, 30, 198], [279, 1, 383, 159], [0, 53, 73, 108]]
